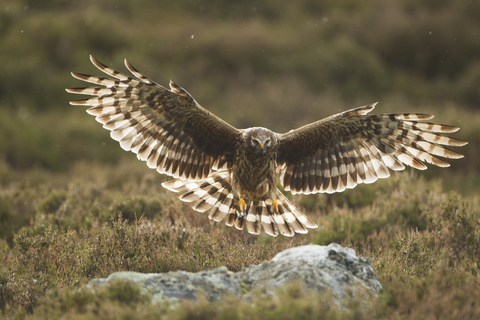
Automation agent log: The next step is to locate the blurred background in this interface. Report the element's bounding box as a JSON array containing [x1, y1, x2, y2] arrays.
[[0, 0, 478, 192]]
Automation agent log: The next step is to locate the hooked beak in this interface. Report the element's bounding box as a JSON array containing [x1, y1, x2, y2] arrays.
[[260, 143, 266, 153]]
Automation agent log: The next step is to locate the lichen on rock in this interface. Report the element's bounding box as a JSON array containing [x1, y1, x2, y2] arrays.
[[88, 243, 382, 303]]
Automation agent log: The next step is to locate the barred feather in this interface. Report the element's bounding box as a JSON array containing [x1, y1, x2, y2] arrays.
[[279, 103, 467, 194], [162, 172, 317, 237], [67, 56, 239, 181]]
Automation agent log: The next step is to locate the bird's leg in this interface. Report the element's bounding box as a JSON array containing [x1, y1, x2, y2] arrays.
[[272, 199, 279, 214], [238, 197, 246, 219]]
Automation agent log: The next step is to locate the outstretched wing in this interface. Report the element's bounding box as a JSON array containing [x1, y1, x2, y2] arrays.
[[277, 103, 468, 194], [67, 56, 240, 180]]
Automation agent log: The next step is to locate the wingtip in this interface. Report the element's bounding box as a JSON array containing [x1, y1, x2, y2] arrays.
[[361, 102, 378, 111], [70, 72, 90, 81], [347, 102, 377, 116], [70, 71, 84, 80], [69, 99, 89, 106], [89, 55, 104, 69], [65, 88, 81, 95], [124, 58, 137, 73]]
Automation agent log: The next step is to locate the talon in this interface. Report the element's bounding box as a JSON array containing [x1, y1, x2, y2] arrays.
[[239, 197, 246, 210], [239, 197, 246, 219], [272, 199, 279, 214]]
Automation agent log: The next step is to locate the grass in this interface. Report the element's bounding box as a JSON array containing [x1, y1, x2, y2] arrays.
[[0, 158, 479, 319]]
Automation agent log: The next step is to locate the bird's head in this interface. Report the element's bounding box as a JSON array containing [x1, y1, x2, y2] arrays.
[[244, 127, 277, 154]]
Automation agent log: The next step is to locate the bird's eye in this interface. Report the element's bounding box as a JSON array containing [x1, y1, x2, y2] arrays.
[[252, 139, 260, 145], [265, 139, 271, 145]]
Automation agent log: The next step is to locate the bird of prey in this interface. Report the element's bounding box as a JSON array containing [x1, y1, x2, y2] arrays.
[[67, 56, 467, 237]]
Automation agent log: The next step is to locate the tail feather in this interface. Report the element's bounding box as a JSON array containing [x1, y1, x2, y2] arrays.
[[162, 171, 318, 237], [246, 202, 262, 235], [208, 192, 234, 222], [226, 205, 239, 227], [234, 212, 245, 231]]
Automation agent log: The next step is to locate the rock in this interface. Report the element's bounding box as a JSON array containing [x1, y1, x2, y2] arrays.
[[238, 243, 382, 297], [88, 243, 382, 303], [88, 266, 241, 303]]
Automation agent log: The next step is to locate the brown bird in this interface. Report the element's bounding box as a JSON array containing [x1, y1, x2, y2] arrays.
[[67, 56, 467, 237]]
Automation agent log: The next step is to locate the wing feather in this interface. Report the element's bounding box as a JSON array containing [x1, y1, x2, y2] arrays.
[[67, 56, 240, 181], [278, 103, 467, 194]]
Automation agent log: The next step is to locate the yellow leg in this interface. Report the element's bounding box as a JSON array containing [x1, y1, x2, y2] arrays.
[[238, 197, 246, 219], [272, 199, 279, 214], [239, 197, 246, 211]]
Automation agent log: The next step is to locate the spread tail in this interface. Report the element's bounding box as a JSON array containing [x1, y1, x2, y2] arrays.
[[162, 171, 317, 237]]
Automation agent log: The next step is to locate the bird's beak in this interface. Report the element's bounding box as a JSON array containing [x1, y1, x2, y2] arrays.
[[260, 143, 266, 153], [260, 142, 267, 153]]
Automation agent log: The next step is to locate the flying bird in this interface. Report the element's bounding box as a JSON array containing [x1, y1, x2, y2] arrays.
[[67, 56, 467, 237]]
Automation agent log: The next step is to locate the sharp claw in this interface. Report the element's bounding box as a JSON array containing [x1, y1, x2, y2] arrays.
[[238, 197, 246, 219], [272, 199, 279, 214]]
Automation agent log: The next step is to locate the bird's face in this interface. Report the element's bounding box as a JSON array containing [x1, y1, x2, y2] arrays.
[[245, 128, 277, 154]]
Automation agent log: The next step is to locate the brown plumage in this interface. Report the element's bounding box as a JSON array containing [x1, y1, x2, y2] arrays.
[[67, 56, 468, 237]]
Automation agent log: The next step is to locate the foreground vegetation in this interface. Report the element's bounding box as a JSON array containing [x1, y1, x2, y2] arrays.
[[1, 0, 479, 318], [0, 159, 479, 319]]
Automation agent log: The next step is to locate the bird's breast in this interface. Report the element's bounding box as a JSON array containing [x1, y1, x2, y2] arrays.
[[232, 150, 276, 193]]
